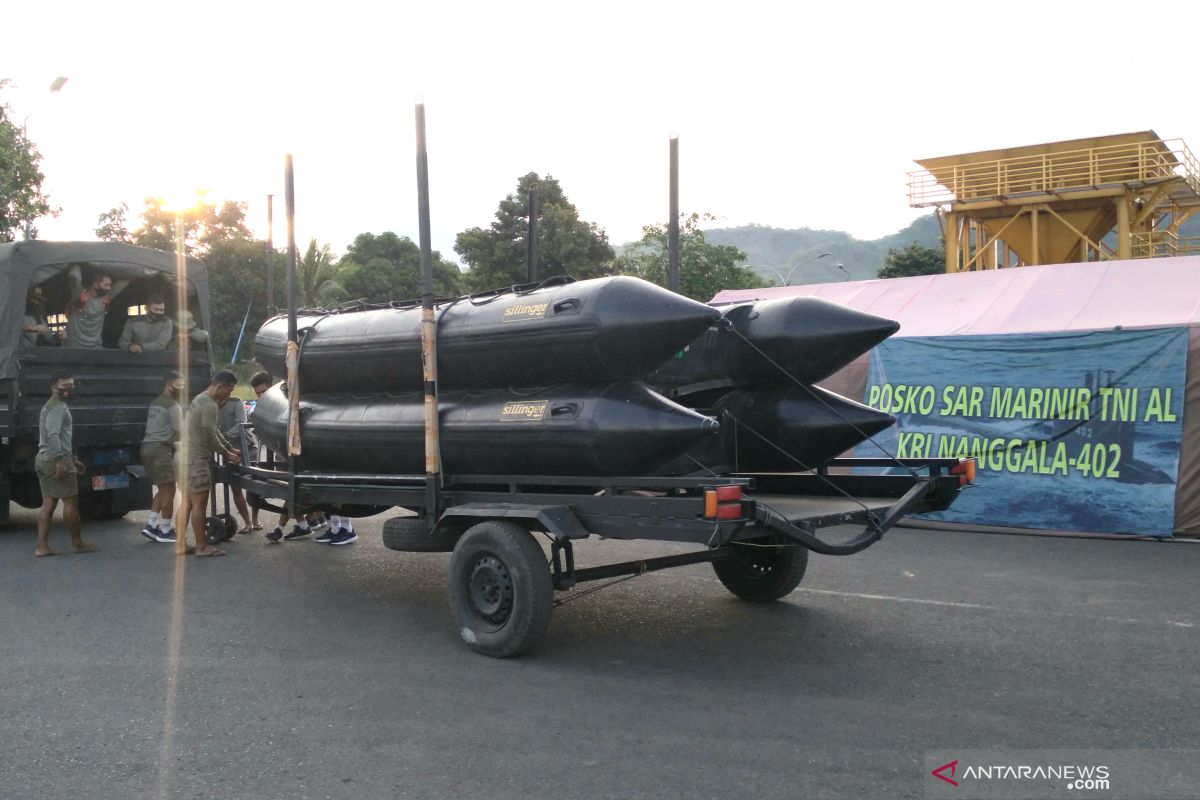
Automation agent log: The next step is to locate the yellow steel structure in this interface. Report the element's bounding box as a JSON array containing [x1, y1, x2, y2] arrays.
[[908, 132, 1200, 272]]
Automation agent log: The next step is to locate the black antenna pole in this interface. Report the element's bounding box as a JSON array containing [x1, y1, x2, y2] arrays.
[[415, 102, 441, 523], [284, 156, 301, 475], [668, 133, 680, 292], [265, 194, 275, 317], [527, 188, 540, 282]]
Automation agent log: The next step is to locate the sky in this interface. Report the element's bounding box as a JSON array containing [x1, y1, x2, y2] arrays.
[[6, 0, 1199, 265]]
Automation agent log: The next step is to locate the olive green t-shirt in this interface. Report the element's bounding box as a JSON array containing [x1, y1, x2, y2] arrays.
[[38, 396, 73, 459], [186, 392, 231, 457]]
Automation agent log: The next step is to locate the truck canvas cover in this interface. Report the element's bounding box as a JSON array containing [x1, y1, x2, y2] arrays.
[[0, 240, 211, 381]]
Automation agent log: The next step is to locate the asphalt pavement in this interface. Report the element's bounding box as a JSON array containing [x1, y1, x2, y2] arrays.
[[1, 504, 1197, 800]]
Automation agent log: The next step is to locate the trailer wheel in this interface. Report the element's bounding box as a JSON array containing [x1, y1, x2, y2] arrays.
[[382, 516, 455, 553], [448, 521, 553, 658], [207, 513, 238, 543], [712, 540, 808, 602]]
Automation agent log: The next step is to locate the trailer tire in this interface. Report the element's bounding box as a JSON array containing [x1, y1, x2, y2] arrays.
[[712, 540, 808, 602], [448, 521, 553, 658], [207, 513, 238, 543], [382, 516, 456, 552]]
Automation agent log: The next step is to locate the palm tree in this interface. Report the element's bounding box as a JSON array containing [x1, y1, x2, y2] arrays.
[[297, 239, 346, 307]]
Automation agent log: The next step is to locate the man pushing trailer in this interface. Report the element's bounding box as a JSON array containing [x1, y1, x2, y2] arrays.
[[180, 370, 242, 557]]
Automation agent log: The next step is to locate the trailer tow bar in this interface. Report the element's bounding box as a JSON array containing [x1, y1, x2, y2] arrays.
[[550, 539, 735, 605]]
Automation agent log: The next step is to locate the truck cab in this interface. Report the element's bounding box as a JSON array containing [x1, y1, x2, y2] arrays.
[[0, 241, 214, 521]]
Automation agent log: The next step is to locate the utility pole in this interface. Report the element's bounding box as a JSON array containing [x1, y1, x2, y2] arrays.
[[668, 134, 680, 292], [265, 194, 275, 316]]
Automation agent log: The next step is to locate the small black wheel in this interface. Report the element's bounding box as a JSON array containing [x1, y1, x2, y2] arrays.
[[207, 514, 237, 543], [448, 521, 553, 658], [712, 539, 808, 602], [382, 516, 456, 552]]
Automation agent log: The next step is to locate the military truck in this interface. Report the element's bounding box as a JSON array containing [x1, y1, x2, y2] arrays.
[[0, 241, 214, 522]]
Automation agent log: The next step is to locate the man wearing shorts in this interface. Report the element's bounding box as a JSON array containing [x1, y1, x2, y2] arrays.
[[34, 373, 95, 557], [183, 370, 242, 557], [140, 371, 184, 543]]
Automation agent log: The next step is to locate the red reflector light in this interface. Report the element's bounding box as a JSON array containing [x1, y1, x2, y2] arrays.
[[949, 459, 977, 485], [716, 502, 743, 520], [715, 485, 742, 502]]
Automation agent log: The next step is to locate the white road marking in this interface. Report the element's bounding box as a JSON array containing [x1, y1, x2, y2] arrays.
[[795, 587, 996, 610], [792, 587, 1198, 630]]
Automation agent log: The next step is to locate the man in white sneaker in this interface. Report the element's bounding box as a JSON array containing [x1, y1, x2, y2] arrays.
[[317, 512, 357, 546], [140, 371, 183, 543]]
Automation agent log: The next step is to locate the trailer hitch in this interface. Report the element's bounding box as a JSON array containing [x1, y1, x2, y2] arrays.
[[757, 478, 935, 556]]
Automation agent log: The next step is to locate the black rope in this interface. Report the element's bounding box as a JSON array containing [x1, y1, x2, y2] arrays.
[[724, 411, 871, 514], [684, 453, 721, 477], [725, 323, 918, 477], [466, 275, 576, 306]]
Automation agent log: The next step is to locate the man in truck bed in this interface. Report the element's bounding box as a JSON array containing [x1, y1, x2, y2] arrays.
[[64, 265, 129, 349]]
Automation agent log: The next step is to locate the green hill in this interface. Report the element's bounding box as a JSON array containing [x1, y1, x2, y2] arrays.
[[701, 214, 942, 284]]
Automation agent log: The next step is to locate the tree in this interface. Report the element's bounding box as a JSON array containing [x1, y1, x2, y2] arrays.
[[102, 195, 253, 256], [297, 239, 346, 306], [878, 242, 945, 279], [94, 202, 133, 243], [455, 173, 615, 292], [338, 231, 463, 302], [0, 81, 53, 241], [95, 196, 277, 363], [205, 238, 280, 361], [615, 213, 768, 301]]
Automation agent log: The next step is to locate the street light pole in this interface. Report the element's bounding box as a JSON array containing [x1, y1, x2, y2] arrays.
[[781, 252, 831, 285], [760, 252, 833, 286]]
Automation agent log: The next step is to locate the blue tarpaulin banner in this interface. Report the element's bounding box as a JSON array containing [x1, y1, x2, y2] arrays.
[[863, 327, 1188, 536]]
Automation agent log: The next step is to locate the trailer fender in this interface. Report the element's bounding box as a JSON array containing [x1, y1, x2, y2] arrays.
[[435, 503, 590, 541]]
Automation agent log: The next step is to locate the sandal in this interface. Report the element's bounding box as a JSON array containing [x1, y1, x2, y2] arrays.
[[195, 548, 227, 558], [237, 524, 253, 535]]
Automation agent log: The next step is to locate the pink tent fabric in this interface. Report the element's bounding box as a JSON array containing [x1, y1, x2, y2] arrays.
[[711, 256, 1200, 337], [713, 257, 1200, 534]]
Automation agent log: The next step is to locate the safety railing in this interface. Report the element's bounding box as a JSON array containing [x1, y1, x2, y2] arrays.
[[1130, 230, 1200, 259], [909, 139, 1200, 207]]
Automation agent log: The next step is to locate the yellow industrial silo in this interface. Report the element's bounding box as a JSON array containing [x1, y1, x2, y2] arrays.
[[908, 131, 1200, 271]]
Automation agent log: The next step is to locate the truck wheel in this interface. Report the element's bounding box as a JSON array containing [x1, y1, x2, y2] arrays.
[[712, 540, 808, 603], [448, 521, 553, 658], [382, 516, 455, 552]]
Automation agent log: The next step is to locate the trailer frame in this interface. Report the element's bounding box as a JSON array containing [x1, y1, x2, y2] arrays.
[[226, 438, 969, 656]]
